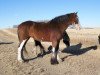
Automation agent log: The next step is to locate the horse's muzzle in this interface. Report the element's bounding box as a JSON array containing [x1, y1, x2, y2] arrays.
[[75, 24, 81, 30]]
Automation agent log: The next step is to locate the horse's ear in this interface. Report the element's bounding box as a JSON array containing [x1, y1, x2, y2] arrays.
[[75, 12, 78, 14]]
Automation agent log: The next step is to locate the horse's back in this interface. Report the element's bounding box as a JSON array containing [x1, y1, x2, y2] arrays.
[[18, 21, 34, 29], [17, 21, 35, 41]]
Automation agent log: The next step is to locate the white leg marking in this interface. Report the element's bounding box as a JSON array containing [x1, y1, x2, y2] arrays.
[[18, 40, 26, 62], [52, 47, 55, 57], [57, 54, 62, 62], [52, 47, 55, 53]]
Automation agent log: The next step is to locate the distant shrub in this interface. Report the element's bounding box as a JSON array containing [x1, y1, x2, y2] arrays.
[[13, 25, 18, 28]]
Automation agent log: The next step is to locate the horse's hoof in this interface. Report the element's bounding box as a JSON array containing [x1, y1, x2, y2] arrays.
[[57, 56, 63, 62], [37, 53, 43, 57], [51, 58, 59, 65], [43, 51, 46, 55], [37, 51, 46, 57], [48, 45, 52, 52], [18, 59, 24, 63], [18, 57, 25, 63]]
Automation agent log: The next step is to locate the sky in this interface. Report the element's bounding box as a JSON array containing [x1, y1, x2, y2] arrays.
[[0, 0, 100, 29]]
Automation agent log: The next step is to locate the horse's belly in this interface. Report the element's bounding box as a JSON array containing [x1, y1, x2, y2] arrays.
[[39, 35, 50, 41], [34, 33, 50, 42], [31, 28, 51, 41]]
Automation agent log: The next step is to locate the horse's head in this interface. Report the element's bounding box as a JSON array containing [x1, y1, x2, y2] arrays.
[[68, 12, 81, 30]]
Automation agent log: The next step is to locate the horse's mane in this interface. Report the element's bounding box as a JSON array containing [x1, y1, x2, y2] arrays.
[[50, 14, 70, 23]]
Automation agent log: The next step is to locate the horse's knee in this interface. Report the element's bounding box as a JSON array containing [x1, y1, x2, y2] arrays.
[[63, 40, 70, 47], [48, 45, 52, 51]]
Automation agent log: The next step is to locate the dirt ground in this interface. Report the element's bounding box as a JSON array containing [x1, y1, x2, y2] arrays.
[[0, 28, 100, 75]]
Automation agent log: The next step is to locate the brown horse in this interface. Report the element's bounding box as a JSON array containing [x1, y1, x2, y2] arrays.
[[17, 12, 80, 64]]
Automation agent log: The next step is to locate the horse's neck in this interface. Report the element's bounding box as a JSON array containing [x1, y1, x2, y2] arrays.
[[59, 22, 70, 32]]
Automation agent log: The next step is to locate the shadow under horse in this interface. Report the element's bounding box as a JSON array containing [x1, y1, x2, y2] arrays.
[[62, 43, 97, 61], [0, 42, 14, 45]]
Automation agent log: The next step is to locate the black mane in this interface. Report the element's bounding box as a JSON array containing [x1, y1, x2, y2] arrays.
[[50, 14, 70, 23]]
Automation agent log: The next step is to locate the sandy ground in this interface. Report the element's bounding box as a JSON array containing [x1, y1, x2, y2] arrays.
[[0, 28, 100, 75]]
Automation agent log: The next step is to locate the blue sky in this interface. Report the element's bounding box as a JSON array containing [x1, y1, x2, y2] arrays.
[[0, 0, 100, 28]]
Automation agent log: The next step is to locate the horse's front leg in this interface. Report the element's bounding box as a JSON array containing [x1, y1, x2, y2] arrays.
[[51, 41, 62, 65]]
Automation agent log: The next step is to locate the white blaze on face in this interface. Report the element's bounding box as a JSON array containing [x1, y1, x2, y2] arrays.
[[75, 24, 81, 30], [18, 40, 26, 62]]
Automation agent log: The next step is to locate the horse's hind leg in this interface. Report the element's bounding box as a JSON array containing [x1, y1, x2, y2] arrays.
[[34, 40, 46, 57], [18, 38, 29, 62], [18, 39, 27, 62]]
